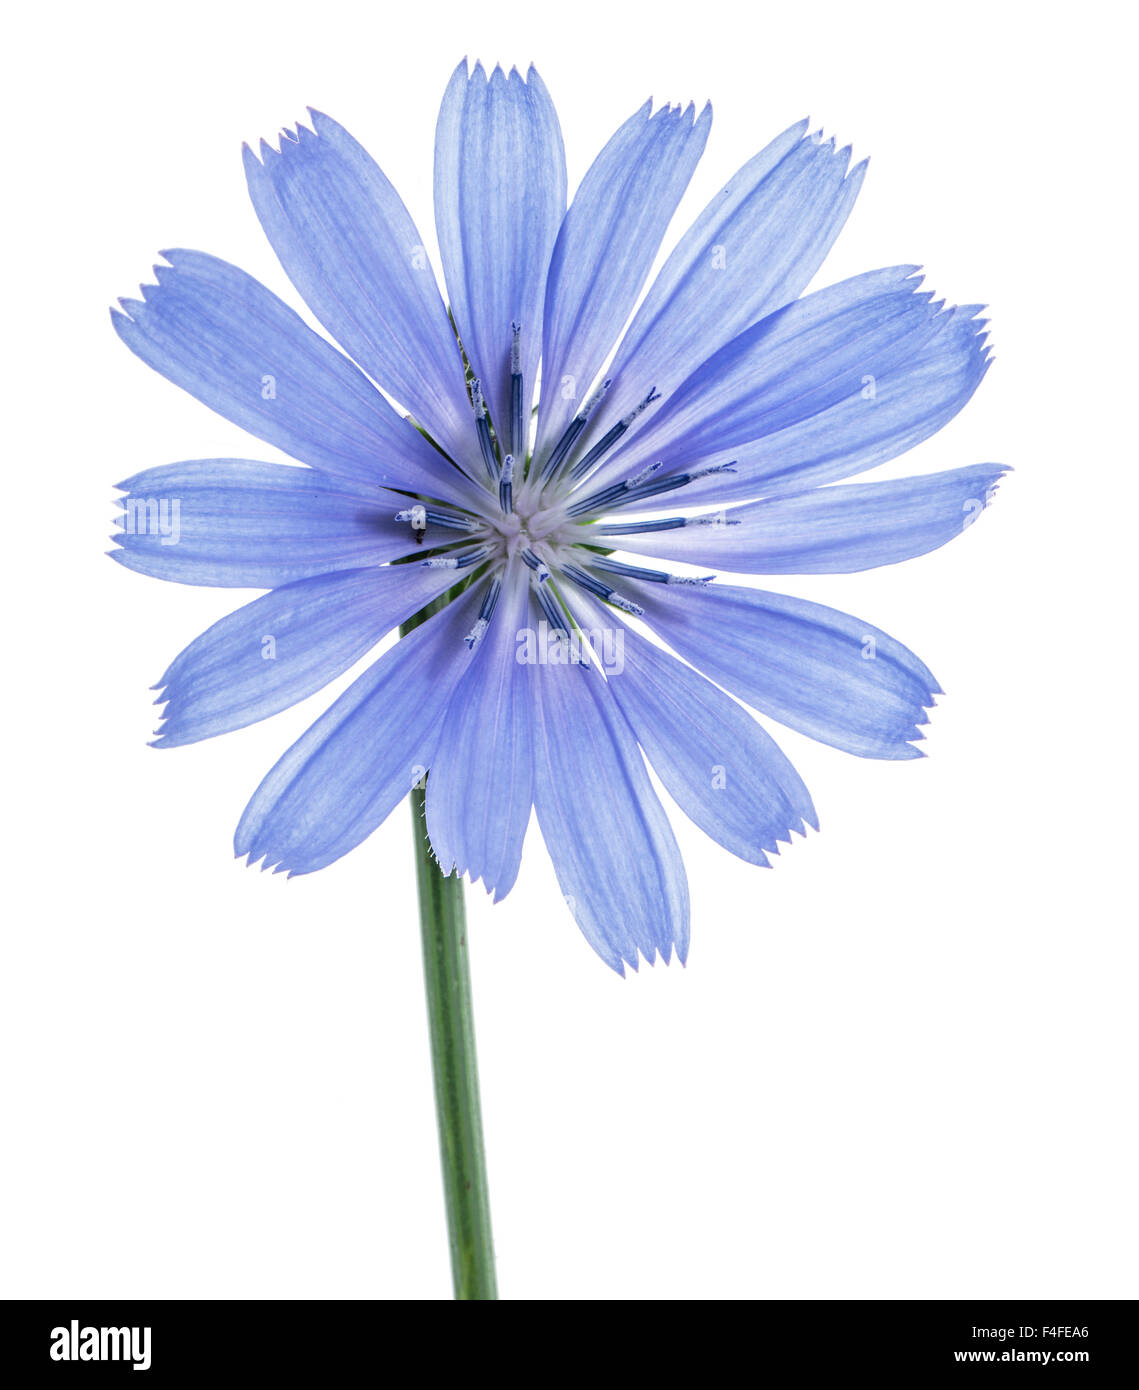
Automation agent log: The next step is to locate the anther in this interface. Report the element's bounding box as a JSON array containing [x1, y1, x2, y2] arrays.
[[424, 544, 492, 570], [521, 548, 550, 582], [465, 576, 502, 650], [569, 387, 660, 480], [589, 556, 674, 584], [569, 462, 738, 519], [562, 562, 645, 616], [540, 378, 612, 481], [509, 323, 525, 460], [499, 453, 514, 514], [533, 577, 569, 638], [595, 516, 688, 535], [395, 506, 478, 533], [471, 378, 499, 480]]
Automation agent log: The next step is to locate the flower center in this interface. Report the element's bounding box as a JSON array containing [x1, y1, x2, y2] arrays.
[[395, 325, 729, 648]]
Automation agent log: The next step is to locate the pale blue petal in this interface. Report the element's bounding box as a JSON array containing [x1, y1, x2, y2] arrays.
[[235, 587, 485, 875], [154, 562, 468, 747], [111, 460, 437, 587], [434, 61, 565, 438], [531, 652, 690, 973], [244, 113, 476, 468], [606, 465, 1008, 573], [588, 604, 817, 864], [534, 99, 711, 464], [627, 581, 939, 759], [112, 251, 478, 502], [425, 566, 533, 899], [594, 267, 991, 502], [588, 121, 864, 441]]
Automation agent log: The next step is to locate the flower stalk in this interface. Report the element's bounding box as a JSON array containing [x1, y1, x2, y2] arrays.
[[403, 606, 497, 1301]]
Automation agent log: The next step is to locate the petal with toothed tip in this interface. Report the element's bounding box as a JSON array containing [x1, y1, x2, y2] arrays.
[[577, 598, 817, 864], [425, 565, 533, 900], [531, 650, 690, 974], [244, 112, 476, 469], [625, 579, 940, 760], [435, 61, 565, 440], [153, 563, 470, 747], [605, 464, 1009, 573], [534, 98, 711, 466], [594, 267, 991, 503], [589, 120, 865, 438], [112, 251, 475, 501], [234, 587, 485, 877]]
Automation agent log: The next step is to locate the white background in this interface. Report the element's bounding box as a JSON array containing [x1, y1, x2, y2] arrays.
[[3, 0, 1135, 1300]]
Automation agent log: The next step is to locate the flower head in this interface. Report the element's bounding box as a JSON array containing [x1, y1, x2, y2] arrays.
[[112, 61, 1000, 973]]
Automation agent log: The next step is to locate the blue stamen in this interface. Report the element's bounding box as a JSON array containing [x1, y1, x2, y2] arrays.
[[471, 378, 499, 480], [395, 506, 478, 533], [569, 387, 659, 480], [595, 516, 688, 535], [540, 378, 611, 481], [509, 323, 524, 460], [423, 543, 492, 570], [499, 453, 514, 514], [589, 556, 674, 584], [561, 562, 644, 616], [466, 576, 502, 650], [533, 577, 568, 637], [568, 461, 736, 518], [521, 547, 551, 582]]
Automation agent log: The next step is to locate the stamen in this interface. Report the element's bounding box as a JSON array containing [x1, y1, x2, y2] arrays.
[[540, 378, 612, 481], [499, 453, 514, 514], [569, 387, 660, 480], [509, 323, 524, 460], [470, 378, 499, 480], [594, 516, 687, 535], [562, 562, 644, 616], [395, 506, 478, 533], [521, 547, 551, 582], [569, 461, 737, 518], [567, 463, 663, 517], [465, 576, 502, 650], [589, 556, 674, 584], [588, 556, 715, 586], [423, 543, 492, 570], [532, 577, 569, 637]]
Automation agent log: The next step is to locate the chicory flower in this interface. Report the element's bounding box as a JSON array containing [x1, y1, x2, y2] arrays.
[[112, 61, 999, 972]]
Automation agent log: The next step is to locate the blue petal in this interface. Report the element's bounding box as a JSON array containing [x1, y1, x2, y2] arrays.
[[595, 267, 991, 502], [235, 587, 485, 875], [111, 460, 441, 588], [434, 61, 565, 441], [588, 120, 864, 442], [607, 465, 1008, 573], [112, 250, 477, 502], [244, 113, 476, 469], [425, 566, 533, 899], [587, 603, 817, 864], [534, 98, 711, 465], [627, 581, 940, 759], [530, 653, 689, 973], [153, 562, 469, 747]]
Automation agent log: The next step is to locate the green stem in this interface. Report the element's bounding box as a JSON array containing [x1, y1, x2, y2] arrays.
[[402, 605, 497, 1301]]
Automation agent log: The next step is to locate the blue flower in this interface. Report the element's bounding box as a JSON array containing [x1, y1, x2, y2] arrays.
[[112, 61, 1000, 974]]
